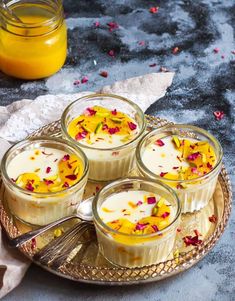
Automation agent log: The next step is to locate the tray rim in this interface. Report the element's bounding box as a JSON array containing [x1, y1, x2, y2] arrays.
[[0, 115, 233, 285]]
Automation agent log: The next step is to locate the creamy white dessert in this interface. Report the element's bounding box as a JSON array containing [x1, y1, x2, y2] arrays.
[[67, 106, 140, 181], [139, 134, 219, 213], [95, 190, 178, 267], [3, 143, 88, 225]]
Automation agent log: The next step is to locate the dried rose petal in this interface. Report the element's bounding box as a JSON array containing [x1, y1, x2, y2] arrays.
[[65, 175, 77, 181], [149, 6, 159, 14], [152, 225, 159, 232], [111, 109, 117, 115], [183, 235, 202, 246], [94, 21, 100, 27], [172, 47, 179, 54], [173, 166, 179, 169], [207, 162, 213, 169], [26, 182, 34, 191], [187, 152, 200, 161], [81, 76, 88, 84], [99, 71, 108, 78], [62, 154, 70, 161], [149, 63, 157, 67], [75, 131, 87, 140], [209, 214, 217, 223], [46, 166, 51, 174], [102, 124, 108, 130], [160, 172, 168, 177], [108, 50, 115, 57], [177, 228, 181, 232], [213, 47, 220, 53], [108, 127, 120, 135], [84, 107, 96, 116], [161, 212, 170, 218], [213, 111, 224, 121], [136, 223, 148, 230], [63, 182, 69, 188], [155, 139, 165, 147], [136, 201, 143, 206], [147, 197, 156, 204], [191, 167, 197, 174], [221, 54, 225, 59], [107, 22, 119, 31], [128, 122, 137, 131], [96, 186, 100, 192], [138, 41, 145, 46], [73, 80, 80, 86], [44, 179, 54, 186]]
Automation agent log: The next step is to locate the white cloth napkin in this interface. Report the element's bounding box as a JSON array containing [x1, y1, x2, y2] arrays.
[[0, 72, 174, 298]]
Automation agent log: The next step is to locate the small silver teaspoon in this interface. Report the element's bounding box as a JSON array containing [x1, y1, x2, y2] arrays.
[[8, 197, 93, 248]]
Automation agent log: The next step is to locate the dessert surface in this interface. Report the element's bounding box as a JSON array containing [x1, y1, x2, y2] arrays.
[[68, 106, 139, 148], [99, 191, 172, 237], [142, 136, 216, 182], [7, 148, 83, 192]]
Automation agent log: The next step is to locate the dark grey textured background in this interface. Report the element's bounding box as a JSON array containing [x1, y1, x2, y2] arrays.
[[1, 0, 234, 300]]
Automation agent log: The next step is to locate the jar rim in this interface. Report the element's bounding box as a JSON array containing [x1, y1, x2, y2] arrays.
[[0, 137, 89, 197], [136, 124, 223, 184], [61, 93, 147, 152], [92, 177, 181, 238], [0, 0, 64, 36]]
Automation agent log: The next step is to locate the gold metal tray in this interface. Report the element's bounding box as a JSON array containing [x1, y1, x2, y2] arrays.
[[0, 116, 232, 285]]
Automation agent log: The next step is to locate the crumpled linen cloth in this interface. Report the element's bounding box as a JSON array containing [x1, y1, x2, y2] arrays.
[[0, 72, 174, 298]]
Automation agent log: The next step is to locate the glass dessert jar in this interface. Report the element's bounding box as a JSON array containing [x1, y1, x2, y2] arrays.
[[0, 0, 67, 79], [61, 94, 146, 182], [1, 137, 89, 226], [92, 177, 181, 268], [136, 125, 223, 213]]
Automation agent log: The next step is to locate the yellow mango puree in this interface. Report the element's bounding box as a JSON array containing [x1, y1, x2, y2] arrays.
[[0, 13, 67, 79]]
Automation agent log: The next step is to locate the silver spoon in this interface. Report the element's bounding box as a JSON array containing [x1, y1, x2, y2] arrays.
[[1, 1, 24, 24], [8, 197, 93, 248]]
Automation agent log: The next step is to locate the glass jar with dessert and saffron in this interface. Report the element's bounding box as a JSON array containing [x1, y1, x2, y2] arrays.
[[0, 0, 67, 80]]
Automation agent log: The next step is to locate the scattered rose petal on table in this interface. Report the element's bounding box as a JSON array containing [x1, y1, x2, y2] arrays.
[[172, 47, 180, 54], [108, 50, 115, 57], [213, 111, 224, 120], [149, 7, 159, 14], [138, 41, 145, 46], [99, 71, 108, 78], [81, 76, 89, 84]]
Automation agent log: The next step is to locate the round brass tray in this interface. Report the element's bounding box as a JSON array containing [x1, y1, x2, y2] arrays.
[[0, 116, 232, 285]]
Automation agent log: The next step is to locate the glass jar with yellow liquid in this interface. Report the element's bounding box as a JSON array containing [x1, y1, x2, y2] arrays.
[[0, 0, 67, 80]]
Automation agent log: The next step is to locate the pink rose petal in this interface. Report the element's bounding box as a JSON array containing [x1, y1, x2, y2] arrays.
[[213, 111, 224, 121], [147, 197, 156, 204], [136, 223, 148, 231], [128, 122, 137, 131], [62, 154, 70, 161], [81, 76, 88, 84], [46, 167, 51, 174], [65, 175, 77, 181], [155, 139, 165, 147]]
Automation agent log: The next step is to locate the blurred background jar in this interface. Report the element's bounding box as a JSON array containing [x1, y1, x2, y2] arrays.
[[0, 0, 67, 80]]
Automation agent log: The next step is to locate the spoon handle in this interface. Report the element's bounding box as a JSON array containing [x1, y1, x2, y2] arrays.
[[8, 214, 78, 248]]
